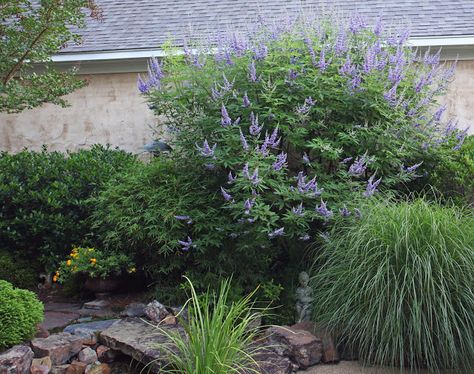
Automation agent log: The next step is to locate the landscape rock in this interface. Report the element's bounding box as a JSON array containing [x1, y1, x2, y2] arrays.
[[63, 320, 119, 336], [30, 357, 52, 374], [77, 348, 97, 365], [31, 333, 83, 365], [99, 318, 181, 370], [144, 301, 170, 323], [95, 346, 116, 363], [73, 329, 97, 346], [82, 300, 109, 311], [65, 361, 87, 374], [35, 325, 50, 339], [291, 322, 339, 363], [120, 303, 146, 318], [0, 345, 34, 374], [84, 363, 110, 374], [252, 346, 295, 374], [265, 326, 322, 369], [50, 365, 69, 374]]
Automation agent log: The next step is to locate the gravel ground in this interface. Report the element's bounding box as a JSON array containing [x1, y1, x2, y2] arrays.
[[298, 361, 455, 374]]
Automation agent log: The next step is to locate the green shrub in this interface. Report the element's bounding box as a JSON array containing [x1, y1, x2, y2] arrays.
[[430, 135, 474, 206], [95, 14, 464, 306], [0, 250, 39, 289], [0, 145, 138, 270], [311, 198, 474, 371], [0, 280, 44, 349], [154, 277, 263, 374]]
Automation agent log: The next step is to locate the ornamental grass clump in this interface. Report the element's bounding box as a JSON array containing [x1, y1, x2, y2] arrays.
[[311, 198, 474, 372], [152, 277, 264, 374]]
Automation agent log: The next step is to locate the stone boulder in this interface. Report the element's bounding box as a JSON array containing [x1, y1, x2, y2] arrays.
[[30, 356, 52, 374], [144, 301, 170, 323], [99, 318, 181, 370], [0, 345, 34, 374], [265, 326, 322, 369], [63, 320, 119, 336], [291, 322, 339, 363], [252, 346, 295, 374], [31, 333, 83, 365], [120, 303, 146, 318], [77, 348, 97, 365]]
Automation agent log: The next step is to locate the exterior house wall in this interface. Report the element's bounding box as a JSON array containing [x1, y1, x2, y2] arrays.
[[0, 60, 473, 153], [0, 73, 158, 153]]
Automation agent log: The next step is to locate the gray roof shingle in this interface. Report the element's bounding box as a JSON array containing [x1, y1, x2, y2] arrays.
[[63, 0, 474, 53]]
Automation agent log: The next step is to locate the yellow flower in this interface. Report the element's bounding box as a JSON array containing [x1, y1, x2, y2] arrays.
[[66, 260, 72, 266], [90, 258, 97, 265], [128, 267, 136, 274], [88, 248, 94, 252]]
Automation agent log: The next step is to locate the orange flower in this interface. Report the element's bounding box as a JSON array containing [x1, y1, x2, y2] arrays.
[[90, 258, 97, 265], [52, 275, 58, 283]]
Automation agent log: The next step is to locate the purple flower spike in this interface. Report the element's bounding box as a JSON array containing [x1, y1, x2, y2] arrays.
[[316, 199, 333, 219], [302, 153, 311, 165], [196, 139, 216, 157], [383, 84, 398, 106], [248, 60, 258, 82], [433, 105, 446, 122], [374, 16, 383, 36], [243, 92, 251, 107], [258, 136, 271, 156], [339, 205, 351, 217], [178, 236, 193, 251], [249, 167, 261, 185], [249, 112, 264, 136], [341, 156, 353, 164], [348, 154, 369, 176], [220, 187, 233, 202], [137, 76, 149, 93], [228, 171, 237, 184], [363, 174, 382, 197], [299, 234, 311, 241], [405, 161, 423, 173], [221, 104, 232, 127], [268, 126, 280, 148], [349, 14, 367, 34], [269, 227, 285, 239], [288, 69, 298, 80], [273, 152, 287, 171], [174, 215, 193, 224], [244, 198, 255, 215], [239, 129, 249, 151], [292, 203, 304, 216], [243, 162, 250, 178], [334, 26, 347, 56], [339, 55, 355, 76], [318, 47, 330, 72], [355, 208, 362, 219]]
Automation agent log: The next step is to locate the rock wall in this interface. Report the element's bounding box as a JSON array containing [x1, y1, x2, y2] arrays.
[[0, 60, 473, 154]]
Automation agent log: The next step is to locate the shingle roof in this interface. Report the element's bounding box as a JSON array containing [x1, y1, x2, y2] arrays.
[[63, 0, 474, 53]]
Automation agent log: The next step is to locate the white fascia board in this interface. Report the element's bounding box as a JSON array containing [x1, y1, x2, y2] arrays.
[[51, 36, 474, 63], [408, 35, 474, 47]]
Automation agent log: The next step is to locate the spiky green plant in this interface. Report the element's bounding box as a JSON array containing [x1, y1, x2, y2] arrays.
[[152, 277, 264, 374], [311, 198, 474, 372]]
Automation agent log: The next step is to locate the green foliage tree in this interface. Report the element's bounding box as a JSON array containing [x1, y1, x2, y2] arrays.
[[0, 0, 101, 113], [94, 14, 466, 307]]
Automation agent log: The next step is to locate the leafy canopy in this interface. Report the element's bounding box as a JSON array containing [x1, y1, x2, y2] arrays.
[[0, 0, 101, 112]]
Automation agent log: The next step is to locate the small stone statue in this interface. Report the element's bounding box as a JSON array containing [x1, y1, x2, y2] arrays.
[[295, 271, 313, 323]]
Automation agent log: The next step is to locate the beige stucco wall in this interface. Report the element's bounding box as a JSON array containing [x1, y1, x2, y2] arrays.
[[0, 60, 473, 154], [0, 72, 158, 153]]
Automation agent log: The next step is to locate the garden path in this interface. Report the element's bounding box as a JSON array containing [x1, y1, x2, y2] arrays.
[[299, 361, 456, 374]]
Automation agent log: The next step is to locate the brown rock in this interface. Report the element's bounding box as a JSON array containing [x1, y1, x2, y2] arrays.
[[50, 365, 69, 374], [74, 329, 97, 346], [95, 346, 116, 364], [265, 326, 322, 369], [30, 356, 53, 373], [65, 361, 87, 374], [0, 345, 34, 374], [35, 325, 50, 339], [31, 333, 83, 365], [291, 322, 340, 363], [161, 315, 177, 325], [77, 348, 97, 365], [84, 363, 110, 374]]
